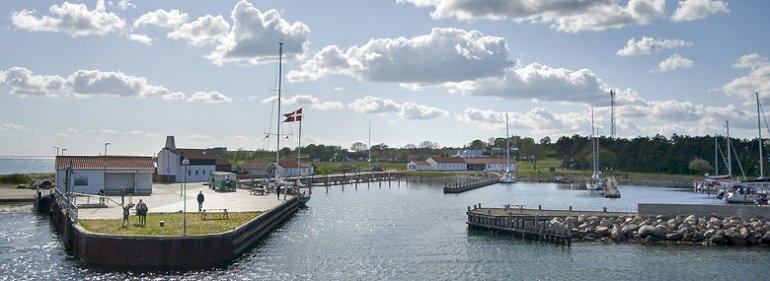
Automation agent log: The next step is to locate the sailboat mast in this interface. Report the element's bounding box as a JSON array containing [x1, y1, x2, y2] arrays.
[[757, 92, 764, 178], [726, 120, 732, 177], [505, 114, 510, 170], [275, 42, 283, 179], [298, 116, 302, 179], [714, 135, 719, 175], [591, 107, 597, 174], [368, 121, 371, 163]]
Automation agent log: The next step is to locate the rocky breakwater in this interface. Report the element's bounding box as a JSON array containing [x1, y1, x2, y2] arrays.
[[548, 214, 770, 246]]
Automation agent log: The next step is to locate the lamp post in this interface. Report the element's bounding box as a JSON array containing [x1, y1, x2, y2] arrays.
[[54, 147, 60, 156], [104, 142, 111, 156], [61, 148, 67, 155], [181, 158, 190, 236]]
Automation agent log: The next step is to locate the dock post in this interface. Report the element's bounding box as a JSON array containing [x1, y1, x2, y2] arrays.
[[569, 206, 572, 211], [603, 207, 607, 213], [538, 205, 541, 211]]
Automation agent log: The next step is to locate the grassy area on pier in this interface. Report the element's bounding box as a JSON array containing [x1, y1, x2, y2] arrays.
[[78, 211, 263, 236]]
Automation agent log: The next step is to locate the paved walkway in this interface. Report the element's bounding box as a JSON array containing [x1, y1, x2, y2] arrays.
[[76, 182, 290, 220], [0, 188, 37, 202]]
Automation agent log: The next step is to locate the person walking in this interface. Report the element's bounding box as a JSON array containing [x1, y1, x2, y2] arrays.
[[197, 191, 205, 212], [276, 185, 281, 200]]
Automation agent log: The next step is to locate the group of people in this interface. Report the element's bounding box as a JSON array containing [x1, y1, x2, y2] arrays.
[[121, 199, 148, 227]]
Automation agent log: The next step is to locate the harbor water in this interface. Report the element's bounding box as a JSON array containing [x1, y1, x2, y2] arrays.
[[1, 182, 768, 280], [0, 157, 54, 175]]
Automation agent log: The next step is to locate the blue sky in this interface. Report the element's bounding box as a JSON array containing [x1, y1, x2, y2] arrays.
[[1, 0, 769, 156]]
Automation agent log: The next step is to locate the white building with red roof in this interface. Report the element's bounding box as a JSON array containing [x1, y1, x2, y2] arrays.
[[55, 155, 154, 195], [406, 160, 431, 171], [426, 157, 467, 171], [157, 136, 216, 183]]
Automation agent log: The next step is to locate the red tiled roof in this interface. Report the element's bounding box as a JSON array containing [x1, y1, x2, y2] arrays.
[[243, 161, 269, 169], [56, 156, 154, 170], [430, 157, 466, 164], [278, 160, 313, 169], [463, 157, 508, 164], [410, 160, 430, 166], [170, 148, 214, 160]]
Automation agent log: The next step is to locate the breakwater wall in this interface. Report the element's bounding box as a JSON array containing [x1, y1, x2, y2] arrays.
[[52, 196, 298, 268], [443, 178, 499, 193]]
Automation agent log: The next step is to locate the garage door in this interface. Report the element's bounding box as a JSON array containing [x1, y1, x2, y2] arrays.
[[105, 173, 135, 193]]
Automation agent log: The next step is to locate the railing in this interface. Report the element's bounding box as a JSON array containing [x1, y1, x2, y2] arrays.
[[443, 177, 499, 193], [53, 188, 79, 223]]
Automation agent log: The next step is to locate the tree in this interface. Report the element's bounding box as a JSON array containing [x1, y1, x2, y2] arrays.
[[350, 142, 368, 152], [468, 139, 485, 149], [688, 157, 712, 174], [403, 143, 417, 149], [418, 140, 438, 149]]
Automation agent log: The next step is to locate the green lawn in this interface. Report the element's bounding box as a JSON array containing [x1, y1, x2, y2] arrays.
[[78, 211, 263, 236], [313, 161, 406, 174]]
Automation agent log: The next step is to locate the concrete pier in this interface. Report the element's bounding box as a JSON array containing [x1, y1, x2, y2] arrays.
[[443, 178, 499, 193]]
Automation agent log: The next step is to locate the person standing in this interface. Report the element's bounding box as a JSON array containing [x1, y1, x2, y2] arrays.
[[197, 191, 205, 212], [122, 204, 131, 227], [276, 185, 281, 200], [136, 199, 148, 227]]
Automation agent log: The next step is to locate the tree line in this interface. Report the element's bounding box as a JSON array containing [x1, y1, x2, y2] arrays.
[[223, 134, 767, 176]]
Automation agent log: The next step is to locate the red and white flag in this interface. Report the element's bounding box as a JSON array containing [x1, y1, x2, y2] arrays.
[[283, 108, 303, 122]]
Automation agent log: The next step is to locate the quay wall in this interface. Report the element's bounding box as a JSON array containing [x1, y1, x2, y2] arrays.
[[53, 197, 298, 268], [638, 203, 770, 219]]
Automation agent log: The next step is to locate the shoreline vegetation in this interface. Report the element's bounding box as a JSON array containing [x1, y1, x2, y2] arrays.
[[78, 211, 263, 236]]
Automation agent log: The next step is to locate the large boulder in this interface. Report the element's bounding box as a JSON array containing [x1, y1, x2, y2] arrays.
[[692, 231, 705, 242], [710, 235, 728, 244], [638, 225, 655, 238], [653, 226, 667, 240], [577, 215, 587, 224], [599, 219, 613, 228], [595, 226, 610, 237], [622, 224, 639, 236], [684, 215, 698, 224], [708, 217, 722, 228], [611, 225, 625, 241], [666, 233, 683, 241], [761, 233, 770, 245]]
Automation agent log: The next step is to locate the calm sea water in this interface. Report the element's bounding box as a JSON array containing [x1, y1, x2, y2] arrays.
[[1, 182, 768, 280], [0, 157, 54, 175]]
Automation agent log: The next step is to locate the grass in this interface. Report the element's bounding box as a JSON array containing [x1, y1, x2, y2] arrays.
[[313, 161, 407, 174], [78, 211, 263, 236]]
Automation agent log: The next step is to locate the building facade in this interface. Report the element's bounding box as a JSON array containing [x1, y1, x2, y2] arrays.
[[55, 156, 154, 195], [156, 136, 216, 183], [407, 160, 431, 171], [426, 157, 467, 171], [464, 157, 512, 171]]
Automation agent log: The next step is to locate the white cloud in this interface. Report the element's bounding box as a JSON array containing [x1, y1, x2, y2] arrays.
[[398, 0, 667, 33], [0, 122, 31, 132], [206, 0, 310, 65], [11, 0, 126, 37], [288, 27, 510, 83], [348, 96, 448, 120], [0, 67, 67, 96], [432, 63, 608, 104], [457, 107, 583, 133], [724, 53, 770, 104], [671, 0, 729, 22], [133, 9, 188, 29], [128, 33, 153, 45], [110, 0, 136, 10], [616, 36, 692, 56], [651, 54, 695, 73], [733, 53, 769, 70], [168, 15, 230, 46], [186, 91, 233, 103], [261, 95, 344, 111], [0, 67, 236, 104], [68, 70, 178, 98]]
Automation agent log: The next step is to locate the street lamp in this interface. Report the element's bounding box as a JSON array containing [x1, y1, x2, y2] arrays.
[[54, 147, 60, 156], [104, 142, 111, 156], [61, 148, 67, 155], [181, 158, 190, 236]]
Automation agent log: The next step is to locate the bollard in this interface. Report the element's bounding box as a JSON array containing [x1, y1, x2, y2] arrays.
[[159, 221, 165, 227], [603, 207, 607, 213], [478, 203, 482, 208], [569, 206, 573, 211], [467, 206, 471, 211], [538, 205, 542, 211]]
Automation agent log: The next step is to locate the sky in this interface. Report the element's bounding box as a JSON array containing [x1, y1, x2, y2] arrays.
[[1, 0, 769, 157]]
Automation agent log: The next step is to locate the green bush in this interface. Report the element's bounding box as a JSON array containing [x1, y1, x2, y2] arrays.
[[0, 174, 31, 185]]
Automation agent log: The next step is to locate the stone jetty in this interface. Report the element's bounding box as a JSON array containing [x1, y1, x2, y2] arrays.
[[468, 205, 770, 246]]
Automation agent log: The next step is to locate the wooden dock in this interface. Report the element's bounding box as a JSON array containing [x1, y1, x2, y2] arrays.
[[241, 171, 405, 187], [443, 177, 499, 193], [467, 204, 633, 244]]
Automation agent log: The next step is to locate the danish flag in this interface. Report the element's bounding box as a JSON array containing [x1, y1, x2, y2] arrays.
[[283, 108, 302, 122]]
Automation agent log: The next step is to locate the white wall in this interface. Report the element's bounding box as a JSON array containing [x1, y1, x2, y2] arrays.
[[157, 148, 179, 176], [280, 166, 315, 177], [55, 169, 153, 195], [177, 165, 215, 182], [427, 158, 466, 171]]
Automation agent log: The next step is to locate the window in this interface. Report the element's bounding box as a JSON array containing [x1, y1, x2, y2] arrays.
[[195, 170, 199, 175], [202, 170, 206, 175], [188, 170, 191, 176]]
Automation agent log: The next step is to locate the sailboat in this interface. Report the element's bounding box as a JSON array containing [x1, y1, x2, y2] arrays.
[[727, 92, 768, 203], [586, 107, 605, 190], [499, 114, 516, 183]]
